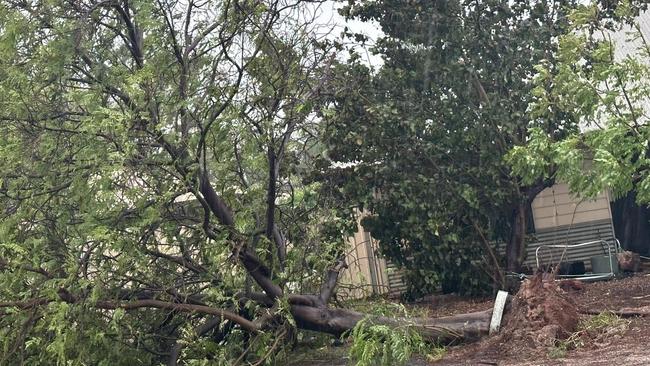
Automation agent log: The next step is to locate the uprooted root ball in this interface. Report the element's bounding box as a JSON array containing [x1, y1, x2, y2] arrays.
[[499, 273, 580, 347]]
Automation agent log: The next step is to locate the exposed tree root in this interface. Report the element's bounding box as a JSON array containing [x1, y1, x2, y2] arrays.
[[496, 273, 579, 347]]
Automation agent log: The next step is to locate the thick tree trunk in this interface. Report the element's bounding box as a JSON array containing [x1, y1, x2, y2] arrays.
[[506, 181, 552, 272], [506, 201, 526, 272], [291, 305, 493, 343], [611, 191, 650, 255]]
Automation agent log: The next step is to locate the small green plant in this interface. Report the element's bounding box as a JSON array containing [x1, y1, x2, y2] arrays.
[[348, 318, 431, 366], [547, 345, 567, 359], [548, 311, 629, 359], [579, 311, 629, 333], [426, 345, 447, 362]]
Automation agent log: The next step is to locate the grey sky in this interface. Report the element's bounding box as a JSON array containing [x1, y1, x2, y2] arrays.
[[317, 1, 384, 67]]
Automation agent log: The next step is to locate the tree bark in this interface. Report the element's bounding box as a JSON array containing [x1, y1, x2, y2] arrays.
[[506, 181, 552, 272], [265, 148, 287, 267], [506, 201, 526, 272], [291, 306, 493, 343]]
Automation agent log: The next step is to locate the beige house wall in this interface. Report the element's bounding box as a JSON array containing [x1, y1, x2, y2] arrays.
[[337, 214, 392, 299], [532, 183, 613, 230]]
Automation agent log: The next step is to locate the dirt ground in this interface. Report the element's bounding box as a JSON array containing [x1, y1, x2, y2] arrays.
[[435, 273, 650, 365]]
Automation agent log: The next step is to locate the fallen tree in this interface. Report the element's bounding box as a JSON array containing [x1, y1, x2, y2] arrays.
[[291, 305, 493, 343], [0, 1, 588, 365], [0, 1, 506, 364], [1, 288, 495, 343]]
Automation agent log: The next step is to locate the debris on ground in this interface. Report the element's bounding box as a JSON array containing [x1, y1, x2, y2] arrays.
[[437, 274, 650, 365], [618, 251, 641, 272], [288, 274, 650, 366], [559, 279, 585, 292]]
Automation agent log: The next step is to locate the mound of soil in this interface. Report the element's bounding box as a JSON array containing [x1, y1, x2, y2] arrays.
[[499, 273, 580, 347], [435, 273, 581, 365]]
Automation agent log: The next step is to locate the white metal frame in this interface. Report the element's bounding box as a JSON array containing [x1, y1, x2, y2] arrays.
[[534, 239, 621, 281]]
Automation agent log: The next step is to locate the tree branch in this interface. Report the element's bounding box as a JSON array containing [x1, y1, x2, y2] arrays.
[[318, 256, 347, 305], [239, 250, 284, 300], [95, 299, 259, 332], [0, 293, 259, 333]]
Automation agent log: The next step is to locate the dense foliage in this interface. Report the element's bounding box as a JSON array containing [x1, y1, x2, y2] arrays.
[[2, 0, 649, 363], [0, 0, 353, 364], [509, 2, 650, 217], [321, 0, 579, 295]]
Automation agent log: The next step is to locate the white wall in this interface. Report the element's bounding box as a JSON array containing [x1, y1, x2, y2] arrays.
[[532, 183, 613, 230]]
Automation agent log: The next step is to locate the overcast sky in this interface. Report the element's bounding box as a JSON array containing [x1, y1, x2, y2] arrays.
[[316, 1, 384, 67]]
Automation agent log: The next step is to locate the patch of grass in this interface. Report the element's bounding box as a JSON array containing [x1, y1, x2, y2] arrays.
[[579, 311, 629, 333], [425, 345, 447, 362], [342, 297, 431, 319], [547, 345, 567, 359], [548, 311, 630, 359]]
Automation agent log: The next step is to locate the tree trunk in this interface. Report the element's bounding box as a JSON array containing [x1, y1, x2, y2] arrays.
[[611, 191, 650, 255], [506, 201, 526, 272], [506, 181, 552, 272], [166, 300, 496, 364], [291, 305, 493, 343]]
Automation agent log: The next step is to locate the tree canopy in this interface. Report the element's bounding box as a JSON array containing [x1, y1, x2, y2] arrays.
[[510, 2, 650, 212], [0, 0, 358, 364], [321, 0, 580, 295]]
